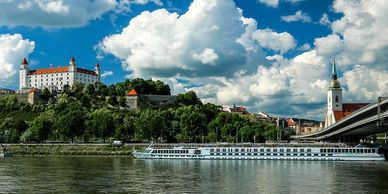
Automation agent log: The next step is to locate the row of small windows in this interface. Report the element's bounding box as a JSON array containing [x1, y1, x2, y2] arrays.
[[210, 153, 332, 157], [210, 148, 312, 153], [320, 148, 375, 153], [209, 148, 376, 154], [152, 150, 189, 154], [29, 73, 96, 78]]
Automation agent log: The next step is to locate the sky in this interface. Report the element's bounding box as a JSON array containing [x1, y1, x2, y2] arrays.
[[0, 0, 387, 120]]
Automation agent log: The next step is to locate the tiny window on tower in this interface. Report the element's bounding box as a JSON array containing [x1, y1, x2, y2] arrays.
[[335, 96, 339, 103]]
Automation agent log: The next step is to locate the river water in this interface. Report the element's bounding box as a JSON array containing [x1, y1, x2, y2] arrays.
[[1, 157, 388, 193]]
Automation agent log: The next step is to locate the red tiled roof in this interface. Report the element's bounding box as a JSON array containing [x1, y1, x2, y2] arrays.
[[22, 57, 28, 65], [342, 103, 369, 112], [287, 118, 296, 126], [77, 68, 98, 76], [333, 103, 368, 121], [127, 89, 138, 96], [28, 67, 68, 75]]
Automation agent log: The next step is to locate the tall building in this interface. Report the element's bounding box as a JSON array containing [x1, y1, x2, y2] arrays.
[[324, 61, 368, 127], [19, 57, 101, 91]]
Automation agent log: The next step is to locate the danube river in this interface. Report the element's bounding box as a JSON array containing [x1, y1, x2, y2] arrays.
[[1, 157, 388, 193]]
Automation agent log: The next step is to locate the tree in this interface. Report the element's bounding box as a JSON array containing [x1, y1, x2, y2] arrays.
[[56, 103, 85, 143], [21, 112, 53, 142], [40, 88, 53, 101], [90, 109, 114, 142], [176, 91, 202, 106], [108, 96, 118, 106]]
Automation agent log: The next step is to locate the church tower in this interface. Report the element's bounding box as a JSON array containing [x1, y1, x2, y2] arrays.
[[19, 57, 29, 90], [325, 60, 342, 127]]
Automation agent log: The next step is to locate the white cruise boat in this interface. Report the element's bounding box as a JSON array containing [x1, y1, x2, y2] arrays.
[[133, 144, 387, 161]]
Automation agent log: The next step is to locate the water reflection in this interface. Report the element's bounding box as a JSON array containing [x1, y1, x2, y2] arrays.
[[1, 157, 388, 193]]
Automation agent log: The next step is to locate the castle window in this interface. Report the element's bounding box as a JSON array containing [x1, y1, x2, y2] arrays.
[[335, 96, 339, 103]]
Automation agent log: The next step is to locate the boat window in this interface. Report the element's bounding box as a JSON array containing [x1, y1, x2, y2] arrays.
[[314, 154, 319, 156], [235, 149, 239, 152], [300, 153, 304, 156], [210, 149, 214, 152], [260, 153, 264, 155], [210, 153, 214, 155], [280, 149, 284, 152], [372, 149, 376, 153], [229, 153, 233, 155], [320, 149, 323, 153], [267, 149, 271, 152], [194, 150, 201, 155], [247, 153, 251, 155], [300, 149, 304, 152], [241, 149, 245, 152], [279, 153, 284, 156], [222, 153, 226, 155], [216, 149, 220, 152], [330, 149, 334, 153], [273, 149, 277, 152], [286, 149, 291, 152], [307, 149, 311, 152], [260, 149, 264, 152], [254, 149, 258, 152], [293, 149, 297, 152], [222, 149, 226, 152]]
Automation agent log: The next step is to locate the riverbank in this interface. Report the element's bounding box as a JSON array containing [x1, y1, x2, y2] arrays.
[[3, 144, 143, 157]]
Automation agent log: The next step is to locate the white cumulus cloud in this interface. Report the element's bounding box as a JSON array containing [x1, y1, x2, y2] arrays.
[[101, 0, 270, 78], [281, 10, 312, 23], [252, 29, 296, 54], [192, 48, 219, 65], [101, 71, 114, 78], [256, 0, 279, 8], [0, 0, 117, 28], [0, 34, 35, 87]]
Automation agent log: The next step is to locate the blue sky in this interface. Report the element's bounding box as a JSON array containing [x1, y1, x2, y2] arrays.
[[0, 0, 387, 120]]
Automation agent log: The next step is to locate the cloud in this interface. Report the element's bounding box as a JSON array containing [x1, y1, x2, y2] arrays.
[[319, 13, 331, 26], [0, 34, 35, 87], [342, 65, 388, 101], [251, 29, 296, 54], [256, 0, 279, 8], [101, 0, 274, 78], [281, 10, 312, 23], [192, 48, 219, 65], [101, 71, 114, 78], [132, 0, 163, 6], [0, 0, 117, 28], [285, 0, 306, 4]]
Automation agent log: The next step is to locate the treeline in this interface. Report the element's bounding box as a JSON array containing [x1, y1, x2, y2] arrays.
[[0, 80, 286, 143]]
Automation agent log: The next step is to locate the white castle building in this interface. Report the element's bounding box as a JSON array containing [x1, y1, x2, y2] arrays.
[[19, 57, 101, 91]]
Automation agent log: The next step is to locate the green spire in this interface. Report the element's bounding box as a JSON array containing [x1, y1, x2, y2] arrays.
[[331, 58, 337, 80], [329, 58, 341, 89]]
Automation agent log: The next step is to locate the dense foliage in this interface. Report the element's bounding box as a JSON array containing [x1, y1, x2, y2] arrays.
[[0, 80, 284, 143]]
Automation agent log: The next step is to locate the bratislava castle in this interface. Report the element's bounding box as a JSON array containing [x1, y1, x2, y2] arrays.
[[19, 57, 101, 91]]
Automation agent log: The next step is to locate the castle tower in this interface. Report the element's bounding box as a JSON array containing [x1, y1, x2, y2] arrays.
[[19, 57, 29, 90], [325, 60, 343, 127], [95, 63, 101, 76], [68, 57, 76, 72]]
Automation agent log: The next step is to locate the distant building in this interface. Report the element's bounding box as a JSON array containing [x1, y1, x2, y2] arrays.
[[0, 88, 15, 95], [324, 61, 369, 127], [19, 57, 101, 91], [287, 118, 321, 135], [222, 103, 249, 115]]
